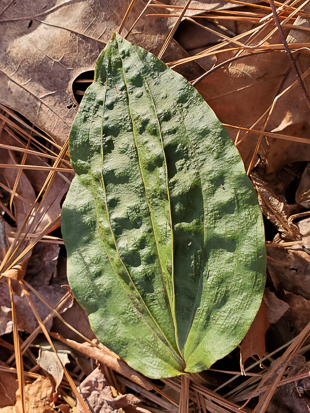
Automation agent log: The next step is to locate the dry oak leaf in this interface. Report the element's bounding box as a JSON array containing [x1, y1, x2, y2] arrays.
[[0, 0, 206, 145]]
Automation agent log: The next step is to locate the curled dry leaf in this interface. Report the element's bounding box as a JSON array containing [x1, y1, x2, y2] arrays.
[[267, 216, 310, 298], [37, 343, 70, 390], [76, 367, 141, 413], [251, 172, 299, 239]]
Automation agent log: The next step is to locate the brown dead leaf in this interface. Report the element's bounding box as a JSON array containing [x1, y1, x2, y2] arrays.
[[263, 288, 290, 325], [0, 129, 54, 274], [0, 283, 69, 335], [30, 174, 69, 235], [240, 300, 270, 371], [0, 376, 56, 413], [281, 292, 310, 338], [267, 245, 310, 298], [263, 6, 310, 173], [161, 38, 205, 81], [195, 27, 288, 165], [298, 215, 310, 249], [194, 13, 310, 172], [0, 361, 18, 407], [0, 0, 205, 144], [76, 367, 141, 413], [24, 242, 59, 287], [174, 18, 218, 71], [0, 125, 69, 283], [56, 405, 70, 413]]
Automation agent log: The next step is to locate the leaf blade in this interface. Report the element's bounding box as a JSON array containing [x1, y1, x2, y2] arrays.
[[62, 33, 266, 379]]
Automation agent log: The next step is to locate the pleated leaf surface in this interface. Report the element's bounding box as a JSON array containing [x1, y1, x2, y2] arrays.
[[61, 33, 266, 379]]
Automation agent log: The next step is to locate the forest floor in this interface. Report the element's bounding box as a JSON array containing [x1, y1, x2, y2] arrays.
[[1, 0, 310, 412]]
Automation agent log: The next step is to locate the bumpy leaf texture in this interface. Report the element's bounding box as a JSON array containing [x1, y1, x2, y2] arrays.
[[62, 33, 266, 379]]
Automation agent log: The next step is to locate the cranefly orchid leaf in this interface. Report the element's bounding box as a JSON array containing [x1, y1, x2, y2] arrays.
[[62, 33, 266, 379]]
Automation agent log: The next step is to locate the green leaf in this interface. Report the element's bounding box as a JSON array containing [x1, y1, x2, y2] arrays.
[[61, 33, 266, 379]]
